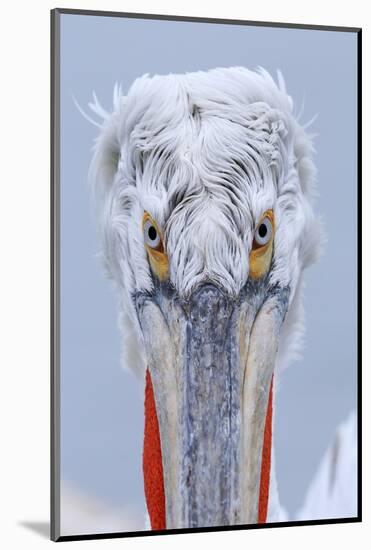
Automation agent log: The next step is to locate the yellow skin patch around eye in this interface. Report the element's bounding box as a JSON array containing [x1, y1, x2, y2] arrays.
[[249, 210, 275, 280], [142, 212, 169, 281]]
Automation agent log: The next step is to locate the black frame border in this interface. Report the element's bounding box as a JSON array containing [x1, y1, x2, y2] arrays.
[[50, 7, 362, 543]]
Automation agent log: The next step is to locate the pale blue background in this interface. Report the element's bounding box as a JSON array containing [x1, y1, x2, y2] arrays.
[[60, 13, 357, 522]]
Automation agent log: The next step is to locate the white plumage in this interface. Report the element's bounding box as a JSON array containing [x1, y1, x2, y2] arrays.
[[86, 66, 356, 527], [90, 67, 321, 377], [297, 410, 357, 521]]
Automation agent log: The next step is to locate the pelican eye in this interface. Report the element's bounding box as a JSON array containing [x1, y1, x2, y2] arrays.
[[253, 217, 273, 248], [143, 219, 161, 250], [142, 212, 168, 280], [249, 210, 275, 279]]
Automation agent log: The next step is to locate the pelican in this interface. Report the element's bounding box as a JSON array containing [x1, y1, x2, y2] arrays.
[[87, 67, 357, 530]]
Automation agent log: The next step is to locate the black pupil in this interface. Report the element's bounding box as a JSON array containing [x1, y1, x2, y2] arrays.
[[148, 225, 157, 241], [258, 223, 268, 239]]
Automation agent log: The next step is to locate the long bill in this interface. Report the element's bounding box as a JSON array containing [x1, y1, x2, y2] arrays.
[[137, 282, 288, 529]]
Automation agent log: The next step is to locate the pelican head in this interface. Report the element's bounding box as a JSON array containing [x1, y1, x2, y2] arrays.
[[90, 67, 322, 530]]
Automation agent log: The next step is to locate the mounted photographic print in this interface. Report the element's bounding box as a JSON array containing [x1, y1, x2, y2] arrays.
[[51, 8, 361, 542]]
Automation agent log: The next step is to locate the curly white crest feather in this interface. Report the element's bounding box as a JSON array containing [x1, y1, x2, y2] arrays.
[[88, 66, 323, 376]]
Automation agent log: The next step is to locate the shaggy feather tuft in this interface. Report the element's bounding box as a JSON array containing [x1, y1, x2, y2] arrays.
[[88, 67, 323, 376]]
